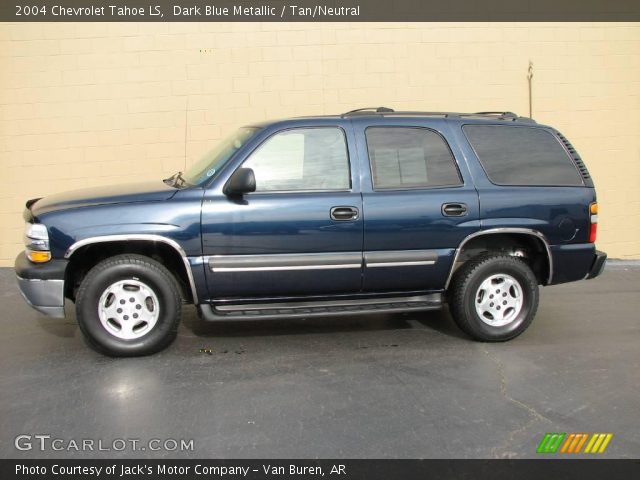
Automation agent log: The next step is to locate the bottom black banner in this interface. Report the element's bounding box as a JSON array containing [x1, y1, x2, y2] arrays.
[[2, 459, 640, 480]]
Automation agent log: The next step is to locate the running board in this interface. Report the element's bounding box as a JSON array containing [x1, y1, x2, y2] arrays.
[[199, 294, 443, 321]]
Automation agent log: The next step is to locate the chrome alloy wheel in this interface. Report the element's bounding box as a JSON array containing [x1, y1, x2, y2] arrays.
[[475, 273, 524, 327], [97, 279, 160, 340]]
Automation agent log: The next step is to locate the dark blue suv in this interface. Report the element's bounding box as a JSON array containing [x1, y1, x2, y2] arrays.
[[15, 108, 607, 356]]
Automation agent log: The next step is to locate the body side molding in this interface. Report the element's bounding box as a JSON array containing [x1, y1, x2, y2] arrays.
[[207, 250, 441, 272], [207, 252, 362, 272], [364, 250, 438, 268]]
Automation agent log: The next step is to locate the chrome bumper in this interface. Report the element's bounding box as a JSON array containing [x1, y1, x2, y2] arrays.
[[16, 275, 65, 318], [15, 251, 67, 318]]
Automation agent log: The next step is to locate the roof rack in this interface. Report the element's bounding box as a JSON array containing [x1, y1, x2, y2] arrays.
[[340, 108, 531, 122], [341, 108, 458, 118], [342, 107, 395, 116], [472, 111, 519, 119]]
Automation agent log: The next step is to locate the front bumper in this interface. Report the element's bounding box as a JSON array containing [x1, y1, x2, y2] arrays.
[[586, 250, 607, 280], [14, 252, 68, 318]]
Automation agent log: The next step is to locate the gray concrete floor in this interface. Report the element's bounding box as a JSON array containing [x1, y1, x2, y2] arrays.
[[0, 264, 638, 459]]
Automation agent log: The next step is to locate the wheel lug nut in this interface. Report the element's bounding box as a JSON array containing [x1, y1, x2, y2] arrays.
[[117, 308, 122, 314], [136, 304, 141, 310], [497, 306, 501, 310], [503, 292, 507, 297], [120, 299, 125, 304], [133, 313, 138, 319], [123, 315, 129, 320], [489, 294, 494, 299], [503, 301, 507, 305], [490, 302, 494, 307], [130, 297, 135, 302]]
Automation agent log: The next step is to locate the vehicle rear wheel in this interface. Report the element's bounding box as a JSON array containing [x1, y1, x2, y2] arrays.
[[448, 254, 539, 341], [75, 254, 181, 356]]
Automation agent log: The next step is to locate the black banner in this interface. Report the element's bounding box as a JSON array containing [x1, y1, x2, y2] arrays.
[[3, 459, 640, 480], [2, 0, 640, 22]]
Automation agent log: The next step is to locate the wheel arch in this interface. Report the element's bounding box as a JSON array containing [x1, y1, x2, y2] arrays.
[[445, 228, 553, 288], [64, 235, 198, 304]]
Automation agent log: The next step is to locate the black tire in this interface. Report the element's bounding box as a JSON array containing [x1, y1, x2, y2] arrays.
[[448, 254, 539, 342], [75, 254, 182, 356]]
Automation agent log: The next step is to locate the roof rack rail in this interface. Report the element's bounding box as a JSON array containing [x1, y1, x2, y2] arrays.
[[473, 111, 519, 118], [385, 111, 456, 117], [339, 108, 532, 122], [342, 107, 395, 116]]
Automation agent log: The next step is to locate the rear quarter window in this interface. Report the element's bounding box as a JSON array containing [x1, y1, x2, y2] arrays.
[[463, 125, 583, 186]]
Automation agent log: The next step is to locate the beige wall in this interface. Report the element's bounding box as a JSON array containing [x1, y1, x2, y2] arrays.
[[1, 22, 639, 266]]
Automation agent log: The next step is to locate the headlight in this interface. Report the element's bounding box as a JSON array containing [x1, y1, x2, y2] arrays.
[[24, 223, 51, 263]]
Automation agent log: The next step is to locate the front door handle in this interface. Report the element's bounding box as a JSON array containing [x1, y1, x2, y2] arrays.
[[442, 203, 468, 217], [330, 206, 359, 221]]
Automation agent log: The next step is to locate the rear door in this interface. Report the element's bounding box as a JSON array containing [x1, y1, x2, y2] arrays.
[[200, 121, 364, 300], [352, 117, 480, 292]]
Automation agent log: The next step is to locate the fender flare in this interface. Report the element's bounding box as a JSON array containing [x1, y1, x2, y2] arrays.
[[444, 228, 553, 288], [64, 234, 199, 303]]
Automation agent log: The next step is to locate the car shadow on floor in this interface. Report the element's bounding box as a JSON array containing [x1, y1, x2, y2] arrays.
[[35, 300, 467, 343], [181, 304, 468, 340]]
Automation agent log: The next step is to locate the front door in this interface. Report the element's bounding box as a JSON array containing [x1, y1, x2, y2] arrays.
[[201, 125, 363, 300], [352, 118, 480, 292]]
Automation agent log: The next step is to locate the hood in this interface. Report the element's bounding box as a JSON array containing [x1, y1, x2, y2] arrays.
[[30, 181, 178, 217]]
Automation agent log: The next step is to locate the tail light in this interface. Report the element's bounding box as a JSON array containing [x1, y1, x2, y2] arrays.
[[589, 202, 598, 243]]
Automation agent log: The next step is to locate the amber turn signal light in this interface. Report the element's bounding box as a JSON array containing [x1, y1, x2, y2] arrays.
[[27, 250, 51, 263]]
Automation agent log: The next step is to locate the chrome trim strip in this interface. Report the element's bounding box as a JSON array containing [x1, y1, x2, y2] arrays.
[[64, 234, 199, 303], [444, 228, 553, 289], [209, 251, 439, 272], [367, 260, 436, 268], [213, 264, 361, 272], [365, 250, 438, 268], [208, 252, 362, 272]]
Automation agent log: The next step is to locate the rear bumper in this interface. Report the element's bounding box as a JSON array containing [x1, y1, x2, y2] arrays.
[[14, 252, 68, 318], [586, 250, 607, 280]]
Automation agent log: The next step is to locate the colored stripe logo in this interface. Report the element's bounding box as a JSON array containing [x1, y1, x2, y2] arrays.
[[537, 433, 565, 453], [537, 433, 612, 454], [583, 433, 613, 454]]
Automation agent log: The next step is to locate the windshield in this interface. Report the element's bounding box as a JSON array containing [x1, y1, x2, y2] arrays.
[[182, 127, 259, 185]]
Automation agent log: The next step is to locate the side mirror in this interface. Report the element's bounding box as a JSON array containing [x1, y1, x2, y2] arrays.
[[224, 167, 256, 196]]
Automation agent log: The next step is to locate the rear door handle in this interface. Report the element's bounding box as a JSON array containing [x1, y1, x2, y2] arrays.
[[330, 206, 359, 221], [442, 203, 467, 217]]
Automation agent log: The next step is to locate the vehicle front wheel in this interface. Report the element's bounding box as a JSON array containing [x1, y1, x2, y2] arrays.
[[75, 254, 182, 356], [448, 254, 539, 341]]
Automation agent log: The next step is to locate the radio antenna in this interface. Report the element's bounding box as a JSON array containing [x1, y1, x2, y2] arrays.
[[527, 60, 534, 118]]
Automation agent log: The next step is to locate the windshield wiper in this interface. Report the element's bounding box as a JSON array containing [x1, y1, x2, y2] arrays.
[[163, 171, 189, 188]]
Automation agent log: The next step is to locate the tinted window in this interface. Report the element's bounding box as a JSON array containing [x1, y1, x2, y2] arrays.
[[463, 125, 583, 186], [243, 127, 350, 192], [365, 127, 461, 190]]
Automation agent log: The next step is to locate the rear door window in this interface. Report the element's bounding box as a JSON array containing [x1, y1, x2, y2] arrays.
[[463, 125, 583, 186], [365, 127, 462, 190]]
